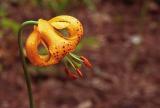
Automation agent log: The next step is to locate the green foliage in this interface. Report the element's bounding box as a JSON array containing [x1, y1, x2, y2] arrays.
[[28, 64, 66, 78], [0, 8, 6, 17], [34, 0, 43, 7], [47, 0, 70, 14], [0, 4, 20, 35], [83, 0, 96, 11], [0, 31, 3, 38], [34, 66, 56, 73], [32, 0, 96, 13], [33, 0, 70, 14], [75, 36, 100, 52], [0, 18, 20, 34]]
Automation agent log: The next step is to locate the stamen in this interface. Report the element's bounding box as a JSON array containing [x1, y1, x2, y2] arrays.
[[80, 56, 92, 68], [64, 67, 78, 80], [65, 56, 77, 70], [76, 69, 83, 78]]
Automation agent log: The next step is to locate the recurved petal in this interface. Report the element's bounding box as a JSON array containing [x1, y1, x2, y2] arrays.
[[37, 19, 67, 45], [25, 27, 50, 66]]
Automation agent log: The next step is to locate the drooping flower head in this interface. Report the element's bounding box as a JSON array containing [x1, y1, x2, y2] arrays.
[[25, 15, 92, 79]]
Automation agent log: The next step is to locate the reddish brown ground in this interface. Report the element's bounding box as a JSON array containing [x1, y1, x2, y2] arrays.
[[0, 1, 160, 108]]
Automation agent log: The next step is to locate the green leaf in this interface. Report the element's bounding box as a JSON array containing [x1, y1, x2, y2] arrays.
[[0, 8, 6, 17], [48, 0, 69, 13], [83, 0, 96, 11], [0, 18, 20, 34], [75, 36, 100, 52]]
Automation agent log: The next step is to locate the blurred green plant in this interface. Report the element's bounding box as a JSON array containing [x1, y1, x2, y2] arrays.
[[48, 0, 70, 14], [75, 36, 100, 53], [32, 0, 43, 7], [33, 0, 70, 14], [28, 65, 57, 73], [82, 0, 96, 11], [32, 0, 96, 14], [0, 8, 6, 17], [0, 18, 20, 34], [0, 30, 3, 37], [0, 6, 20, 35]]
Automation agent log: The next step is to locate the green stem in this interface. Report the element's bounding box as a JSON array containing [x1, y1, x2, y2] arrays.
[[18, 21, 37, 108]]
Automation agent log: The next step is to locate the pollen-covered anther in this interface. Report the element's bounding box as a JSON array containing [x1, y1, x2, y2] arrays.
[[80, 56, 92, 68]]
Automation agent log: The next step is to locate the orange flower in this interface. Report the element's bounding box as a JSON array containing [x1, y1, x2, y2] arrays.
[[26, 15, 83, 66], [25, 15, 92, 79]]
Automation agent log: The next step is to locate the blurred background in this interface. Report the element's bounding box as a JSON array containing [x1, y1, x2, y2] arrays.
[[0, 0, 160, 108]]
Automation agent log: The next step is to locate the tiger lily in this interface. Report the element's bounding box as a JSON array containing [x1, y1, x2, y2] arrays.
[[25, 15, 92, 79]]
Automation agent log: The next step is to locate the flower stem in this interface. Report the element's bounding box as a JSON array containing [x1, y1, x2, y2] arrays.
[[18, 21, 37, 108]]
